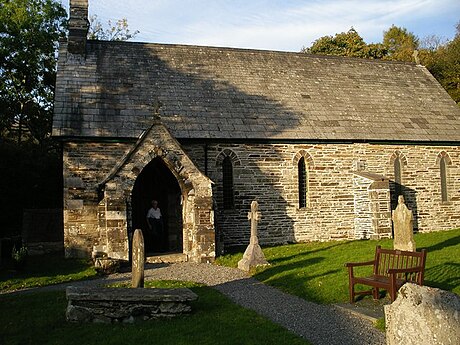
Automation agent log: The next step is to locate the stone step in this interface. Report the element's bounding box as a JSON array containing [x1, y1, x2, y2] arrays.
[[146, 252, 187, 264]]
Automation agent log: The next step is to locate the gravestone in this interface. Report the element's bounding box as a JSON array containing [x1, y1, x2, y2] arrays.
[[238, 201, 269, 271], [132, 229, 144, 288], [391, 195, 416, 251]]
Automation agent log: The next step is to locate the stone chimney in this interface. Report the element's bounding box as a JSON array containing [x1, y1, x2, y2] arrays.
[[68, 0, 89, 55]]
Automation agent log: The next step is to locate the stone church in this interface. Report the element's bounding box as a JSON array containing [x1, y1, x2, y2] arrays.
[[53, 0, 460, 262]]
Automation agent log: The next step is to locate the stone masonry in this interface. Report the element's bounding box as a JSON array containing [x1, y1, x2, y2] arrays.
[[184, 142, 460, 247], [63, 120, 215, 262], [66, 286, 198, 323], [54, 0, 460, 259]]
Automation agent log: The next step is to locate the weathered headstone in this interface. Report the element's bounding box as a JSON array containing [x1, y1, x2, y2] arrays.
[[392, 195, 416, 251], [131, 229, 144, 288], [238, 201, 269, 271], [385, 283, 460, 345]]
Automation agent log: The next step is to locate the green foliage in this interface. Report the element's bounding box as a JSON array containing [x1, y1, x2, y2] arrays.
[[0, 287, 310, 345], [11, 244, 28, 262], [217, 229, 460, 304], [375, 317, 385, 332], [304, 28, 387, 59], [427, 33, 460, 105], [88, 14, 139, 41], [382, 25, 419, 62], [0, 0, 67, 145]]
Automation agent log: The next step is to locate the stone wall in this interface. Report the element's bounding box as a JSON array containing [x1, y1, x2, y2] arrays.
[[62, 120, 215, 262], [66, 286, 198, 323], [63, 139, 460, 256], [183, 142, 460, 247], [63, 142, 130, 257]]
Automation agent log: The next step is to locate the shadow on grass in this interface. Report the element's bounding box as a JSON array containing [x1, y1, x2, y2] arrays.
[[0, 253, 97, 292], [424, 262, 460, 292], [265, 241, 350, 266], [257, 256, 325, 277], [420, 235, 460, 253]]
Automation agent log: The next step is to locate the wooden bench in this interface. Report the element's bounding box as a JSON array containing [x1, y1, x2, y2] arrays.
[[345, 245, 427, 303]]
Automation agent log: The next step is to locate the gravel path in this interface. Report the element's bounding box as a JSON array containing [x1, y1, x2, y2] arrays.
[[3, 262, 385, 345]]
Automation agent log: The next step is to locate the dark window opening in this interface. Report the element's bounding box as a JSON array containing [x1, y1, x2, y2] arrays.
[[440, 156, 448, 202], [298, 157, 307, 208], [222, 156, 234, 209], [394, 157, 402, 197]]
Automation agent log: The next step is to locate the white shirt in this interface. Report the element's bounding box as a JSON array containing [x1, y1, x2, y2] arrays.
[[147, 207, 162, 219]]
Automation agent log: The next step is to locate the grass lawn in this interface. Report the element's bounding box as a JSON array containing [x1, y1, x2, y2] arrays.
[[0, 281, 310, 345], [216, 228, 460, 304], [0, 252, 98, 292], [1, 229, 458, 343]]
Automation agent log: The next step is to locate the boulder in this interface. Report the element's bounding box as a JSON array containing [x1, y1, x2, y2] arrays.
[[385, 283, 460, 345]]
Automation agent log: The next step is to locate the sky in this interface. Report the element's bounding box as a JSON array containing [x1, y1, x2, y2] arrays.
[[61, 0, 460, 52]]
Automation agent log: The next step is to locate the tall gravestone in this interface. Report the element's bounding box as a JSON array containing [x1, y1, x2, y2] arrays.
[[238, 201, 269, 271], [131, 229, 145, 288], [392, 195, 416, 251]]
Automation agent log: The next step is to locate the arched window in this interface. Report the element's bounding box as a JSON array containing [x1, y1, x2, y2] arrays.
[[222, 156, 234, 209], [298, 157, 307, 208], [394, 157, 402, 197], [440, 156, 448, 202]]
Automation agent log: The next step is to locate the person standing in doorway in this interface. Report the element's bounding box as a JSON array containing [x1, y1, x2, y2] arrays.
[[146, 200, 163, 251]]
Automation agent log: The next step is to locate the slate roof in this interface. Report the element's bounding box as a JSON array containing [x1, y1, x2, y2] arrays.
[[52, 40, 460, 142]]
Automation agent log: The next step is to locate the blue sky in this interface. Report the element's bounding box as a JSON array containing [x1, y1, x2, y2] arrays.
[[61, 0, 460, 51]]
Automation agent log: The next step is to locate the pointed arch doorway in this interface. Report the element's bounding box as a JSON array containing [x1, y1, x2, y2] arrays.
[[131, 157, 183, 254]]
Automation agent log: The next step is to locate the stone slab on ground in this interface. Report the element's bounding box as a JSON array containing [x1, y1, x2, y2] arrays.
[[66, 286, 198, 323]]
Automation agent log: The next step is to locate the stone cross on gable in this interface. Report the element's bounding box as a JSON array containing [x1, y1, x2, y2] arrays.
[[152, 99, 163, 120], [238, 200, 269, 271], [248, 200, 261, 243]]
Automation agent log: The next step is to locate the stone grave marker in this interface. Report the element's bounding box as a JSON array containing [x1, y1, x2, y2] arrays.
[[132, 229, 144, 288], [391, 195, 416, 251], [238, 200, 269, 271]]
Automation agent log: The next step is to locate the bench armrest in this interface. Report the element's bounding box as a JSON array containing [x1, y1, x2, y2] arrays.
[[387, 266, 424, 274], [344, 260, 375, 268]]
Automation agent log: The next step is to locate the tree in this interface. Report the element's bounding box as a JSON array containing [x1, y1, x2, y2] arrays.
[[303, 28, 387, 59], [88, 14, 139, 41], [0, 0, 67, 145], [429, 31, 460, 105], [382, 25, 419, 62]]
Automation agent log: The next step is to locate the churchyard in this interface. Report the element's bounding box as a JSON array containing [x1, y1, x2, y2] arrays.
[[1, 228, 459, 344]]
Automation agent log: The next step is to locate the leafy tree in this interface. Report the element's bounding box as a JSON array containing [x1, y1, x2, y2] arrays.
[[382, 25, 419, 62], [303, 28, 387, 59], [0, 0, 67, 145], [428, 29, 460, 105], [88, 14, 139, 41]]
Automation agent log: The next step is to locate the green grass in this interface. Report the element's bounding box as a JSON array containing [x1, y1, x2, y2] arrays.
[[1, 229, 458, 342], [216, 228, 460, 304], [0, 281, 310, 345], [0, 253, 98, 292]]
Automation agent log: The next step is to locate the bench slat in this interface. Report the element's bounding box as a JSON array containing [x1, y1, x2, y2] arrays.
[[345, 245, 427, 303]]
